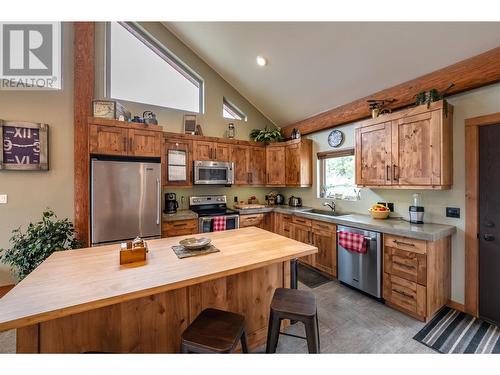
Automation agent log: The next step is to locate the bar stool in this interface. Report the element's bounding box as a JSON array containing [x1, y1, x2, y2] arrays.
[[266, 288, 320, 353], [181, 308, 249, 353]]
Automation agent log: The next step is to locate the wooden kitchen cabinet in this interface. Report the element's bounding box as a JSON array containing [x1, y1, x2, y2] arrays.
[[89, 121, 162, 158], [231, 145, 251, 185], [355, 101, 453, 189], [164, 137, 192, 187], [162, 219, 198, 238], [129, 129, 162, 157], [274, 213, 292, 238], [249, 146, 266, 185], [89, 124, 128, 156], [291, 222, 315, 267], [285, 139, 313, 187], [383, 234, 451, 321], [239, 213, 264, 228], [266, 145, 286, 185], [311, 221, 337, 277], [193, 141, 231, 161]]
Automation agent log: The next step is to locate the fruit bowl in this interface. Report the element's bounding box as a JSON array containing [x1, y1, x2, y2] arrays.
[[368, 208, 390, 219]]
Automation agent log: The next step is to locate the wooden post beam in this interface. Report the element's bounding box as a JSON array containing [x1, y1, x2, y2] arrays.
[[73, 22, 95, 246], [283, 46, 500, 137]]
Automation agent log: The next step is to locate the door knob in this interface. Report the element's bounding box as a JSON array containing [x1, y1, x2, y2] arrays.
[[483, 234, 495, 242]]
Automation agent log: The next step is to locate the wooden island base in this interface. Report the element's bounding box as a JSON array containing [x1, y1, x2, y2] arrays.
[[17, 261, 290, 353]]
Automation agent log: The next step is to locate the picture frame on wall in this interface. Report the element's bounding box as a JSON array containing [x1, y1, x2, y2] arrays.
[[0, 120, 49, 171], [183, 114, 196, 134]]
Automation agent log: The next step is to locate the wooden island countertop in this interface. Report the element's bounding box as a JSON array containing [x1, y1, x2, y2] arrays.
[[0, 227, 317, 341]]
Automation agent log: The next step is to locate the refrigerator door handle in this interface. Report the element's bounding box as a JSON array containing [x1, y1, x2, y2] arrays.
[[156, 177, 161, 225]]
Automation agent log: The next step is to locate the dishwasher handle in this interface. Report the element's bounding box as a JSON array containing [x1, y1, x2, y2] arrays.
[[337, 231, 376, 241]]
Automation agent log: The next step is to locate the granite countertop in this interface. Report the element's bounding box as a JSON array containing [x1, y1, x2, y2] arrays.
[[162, 210, 198, 222], [233, 205, 456, 241]]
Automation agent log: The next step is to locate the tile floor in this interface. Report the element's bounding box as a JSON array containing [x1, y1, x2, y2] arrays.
[[0, 280, 435, 354]]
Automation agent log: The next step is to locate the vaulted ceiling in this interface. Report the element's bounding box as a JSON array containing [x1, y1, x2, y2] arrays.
[[165, 22, 500, 126]]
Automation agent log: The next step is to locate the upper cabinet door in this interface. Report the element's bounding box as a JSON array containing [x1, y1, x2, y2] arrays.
[[266, 146, 286, 185], [392, 111, 440, 186], [193, 141, 214, 161], [231, 145, 250, 185], [214, 143, 231, 161], [249, 146, 266, 185], [129, 129, 161, 157], [285, 143, 300, 185], [355, 122, 392, 186], [89, 124, 128, 155]]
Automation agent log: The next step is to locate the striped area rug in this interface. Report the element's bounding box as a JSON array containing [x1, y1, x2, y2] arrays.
[[413, 307, 500, 354]]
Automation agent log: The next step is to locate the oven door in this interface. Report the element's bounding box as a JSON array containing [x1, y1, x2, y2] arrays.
[[194, 161, 234, 185], [199, 215, 240, 233]]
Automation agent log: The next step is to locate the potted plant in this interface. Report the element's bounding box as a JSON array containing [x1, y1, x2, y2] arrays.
[[0, 210, 80, 281], [249, 126, 284, 143]]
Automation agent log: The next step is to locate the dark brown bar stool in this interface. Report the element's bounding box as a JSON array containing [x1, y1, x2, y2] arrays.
[[181, 308, 249, 354], [266, 288, 320, 353]]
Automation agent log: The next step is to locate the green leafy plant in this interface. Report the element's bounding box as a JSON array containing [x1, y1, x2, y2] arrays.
[[249, 127, 284, 143], [0, 210, 80, 281]]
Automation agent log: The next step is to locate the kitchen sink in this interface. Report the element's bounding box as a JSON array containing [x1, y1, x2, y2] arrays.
[[308, 209, 346, 217]]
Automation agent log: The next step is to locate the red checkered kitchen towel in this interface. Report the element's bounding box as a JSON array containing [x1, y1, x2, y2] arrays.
[[338, 230, 367, 254], [212, 216, 226, 232]]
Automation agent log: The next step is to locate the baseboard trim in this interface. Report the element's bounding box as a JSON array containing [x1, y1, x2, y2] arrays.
[[447, 300, 466, 313], [0, 284, 14, 298]]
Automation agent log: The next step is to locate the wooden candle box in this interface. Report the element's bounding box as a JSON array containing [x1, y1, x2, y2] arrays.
[[120, 240, 148, 265]]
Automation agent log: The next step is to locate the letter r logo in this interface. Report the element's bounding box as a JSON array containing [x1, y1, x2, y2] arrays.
[[2, 24, 53, 76]]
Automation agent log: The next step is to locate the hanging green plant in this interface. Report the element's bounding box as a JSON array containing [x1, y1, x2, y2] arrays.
[[249, 127, 284, 143], [0, 210, 81, 281]]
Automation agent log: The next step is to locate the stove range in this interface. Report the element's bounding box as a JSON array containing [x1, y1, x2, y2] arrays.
[[189, 195, 240, 232]]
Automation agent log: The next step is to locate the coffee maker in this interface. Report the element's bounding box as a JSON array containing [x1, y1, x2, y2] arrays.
[[164, 192, 179, 214]]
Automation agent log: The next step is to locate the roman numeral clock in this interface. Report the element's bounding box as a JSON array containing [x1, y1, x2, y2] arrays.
[[0, 120, 49, 170]]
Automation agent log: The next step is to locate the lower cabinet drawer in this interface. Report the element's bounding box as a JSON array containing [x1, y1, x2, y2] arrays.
[[281, 221, 292, 238], [240, 214, 264, 228], [384, 247, 427, 285], [162, 219, 198, 237], [292, 216, 311, 226], [384, 273, 426, 318]]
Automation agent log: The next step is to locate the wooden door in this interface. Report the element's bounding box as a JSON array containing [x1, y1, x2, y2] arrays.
[[291, 223, 314, 266], [312, 228, 336, 277], [129, 129, 162, 157], [214, 143, 231, 161], [193, 141, 214, 161], [89, 124, 128, 155], [392, 111, 439, 186], [249, 147, 266, 185], [285, 143, 300, 185], [266, 146, 286, 185], [231, 145, 250, 185], [164, 138, 192, 187], [262, 213, 273, 232], [355, 122, 392, 186]]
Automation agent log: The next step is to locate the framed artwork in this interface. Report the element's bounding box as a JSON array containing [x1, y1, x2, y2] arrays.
[[183, 115, 196, 134], [0, 120, 49, 170]]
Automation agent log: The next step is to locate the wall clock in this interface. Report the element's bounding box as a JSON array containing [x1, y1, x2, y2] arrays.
[[328, 129, 344, 148], [0, 120, 49, 170]]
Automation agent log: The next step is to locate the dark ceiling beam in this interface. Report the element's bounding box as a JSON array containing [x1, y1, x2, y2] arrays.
[[282, 46, 500, 137]]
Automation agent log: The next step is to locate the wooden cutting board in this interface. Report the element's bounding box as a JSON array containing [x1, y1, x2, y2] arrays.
[[234, 203, 267, 209]]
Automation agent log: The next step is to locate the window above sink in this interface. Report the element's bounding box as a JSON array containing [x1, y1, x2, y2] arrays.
[[317, 148, 360, 201]]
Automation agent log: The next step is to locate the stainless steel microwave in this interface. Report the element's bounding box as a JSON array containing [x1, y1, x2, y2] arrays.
[[193, 160, 234, 185]]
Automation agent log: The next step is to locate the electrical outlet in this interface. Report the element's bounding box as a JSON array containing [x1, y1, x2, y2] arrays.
[[446, 207, 460, 218], [377, 202, 394, 212], [234, 196, 238, 203], [0, 194, 7, 204]]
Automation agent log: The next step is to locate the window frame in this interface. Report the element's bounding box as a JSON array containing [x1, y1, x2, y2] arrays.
[[317, 148, 359, 200], [105, 22, 204, 113], [222, 97, 247, 121]]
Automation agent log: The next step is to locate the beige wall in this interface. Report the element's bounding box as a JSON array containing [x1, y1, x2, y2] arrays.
[[282, 83, 500, 304], [0, 22, 273, 285], [94, 22, 274, 140]]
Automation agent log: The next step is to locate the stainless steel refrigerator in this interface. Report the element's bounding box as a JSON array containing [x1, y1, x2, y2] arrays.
[[91, 158, 161, 246]]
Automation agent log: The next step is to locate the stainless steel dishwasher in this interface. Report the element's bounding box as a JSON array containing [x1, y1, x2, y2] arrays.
[[337, 225, 382, 298]]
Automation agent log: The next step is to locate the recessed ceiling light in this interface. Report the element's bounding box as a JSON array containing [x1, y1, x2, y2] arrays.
[[256, 56, 267, 67]]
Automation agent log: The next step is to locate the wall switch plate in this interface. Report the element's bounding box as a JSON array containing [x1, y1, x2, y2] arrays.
[[377, 202, 394, 212], [446, 207, 460, 218], [0, 194, 7, 204]]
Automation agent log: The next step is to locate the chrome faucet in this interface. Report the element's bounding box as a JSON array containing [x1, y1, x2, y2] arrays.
[[323, 200, 336, 213]]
